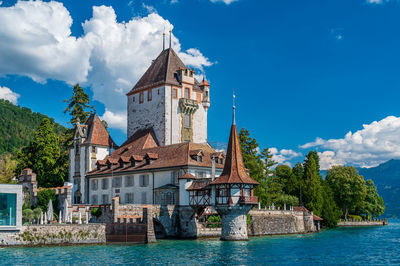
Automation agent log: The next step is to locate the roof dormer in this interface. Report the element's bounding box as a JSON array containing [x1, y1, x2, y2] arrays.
[[129, 155, 144, 167], [190, 149, 204, 162], [145, 153, 158, 165]]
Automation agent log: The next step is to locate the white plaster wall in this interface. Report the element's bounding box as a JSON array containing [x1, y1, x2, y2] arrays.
[[68, 149, 74, 183], [127, 87, 166, 145], [193, 104, 208, 144], [89, 174, 154, 205], [80, 146, 87, 202], [95, 147, 109, 162], [164, 85, 181, 145]]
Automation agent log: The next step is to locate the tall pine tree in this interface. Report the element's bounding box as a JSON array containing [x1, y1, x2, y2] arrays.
[[303, 153, 323, 216], [63, 84, 94, 128]]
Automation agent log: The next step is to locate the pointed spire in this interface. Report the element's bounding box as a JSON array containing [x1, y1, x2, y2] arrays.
[[169, 30, 172, 49], [232, 90, 236, 125], [163, 32, 166, 50]]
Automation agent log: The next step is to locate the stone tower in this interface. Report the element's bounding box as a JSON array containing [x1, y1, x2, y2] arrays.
[[69, 113, 117, 204], [126, 48, 210, 146], [210, 104, 259, 241]]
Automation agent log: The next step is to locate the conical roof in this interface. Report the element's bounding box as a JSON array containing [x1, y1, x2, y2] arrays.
[[210, 124, 259, 185], [127, 48, 186, 95], [84, 113, 117, 147]]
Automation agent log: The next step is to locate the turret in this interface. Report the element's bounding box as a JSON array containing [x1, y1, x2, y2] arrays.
[[210, 93, 259, 241], [200, 76, 210, 110]]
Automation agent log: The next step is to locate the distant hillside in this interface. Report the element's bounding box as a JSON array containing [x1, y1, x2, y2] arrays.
[[0, 99, 67, 155], [357, 160, 400, 218]]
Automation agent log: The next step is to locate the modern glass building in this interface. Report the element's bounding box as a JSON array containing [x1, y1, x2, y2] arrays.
[[0, 185, 22, 230]]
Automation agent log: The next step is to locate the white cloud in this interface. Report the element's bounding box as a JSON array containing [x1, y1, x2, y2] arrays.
[[210, 0, 238, 4], [366, 0, 384, 4], [301, 116, 400, 169], [0, 86, 20, 104], [270, 147, 302, 167], [100, 109, 127, 131], [0, 2, 3, 6], [0, 1, 212, 131]]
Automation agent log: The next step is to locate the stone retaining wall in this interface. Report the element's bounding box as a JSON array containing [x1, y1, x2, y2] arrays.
[[338, 220, 388, 227], [0, 224, 106, 246], [248, 209, 316, 236]]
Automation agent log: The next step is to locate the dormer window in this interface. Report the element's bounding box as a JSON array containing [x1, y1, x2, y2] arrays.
[[198, 156, 203, 162], [219, 158, 223, 164], [145, 153, 158, 165]]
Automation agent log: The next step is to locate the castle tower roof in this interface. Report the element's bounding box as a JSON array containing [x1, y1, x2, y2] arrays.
[[127, 48, 187, 95], [84, 113, 117, 148], [210, 123, 258, 185]]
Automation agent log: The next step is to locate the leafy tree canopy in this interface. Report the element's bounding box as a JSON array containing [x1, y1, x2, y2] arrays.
[[326, 165, 367, 219], [16, 118, 66, 188]]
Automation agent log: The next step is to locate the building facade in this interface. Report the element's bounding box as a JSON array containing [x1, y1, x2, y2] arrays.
[[126, 48, 210, 146], [69, 114, 117, 204]]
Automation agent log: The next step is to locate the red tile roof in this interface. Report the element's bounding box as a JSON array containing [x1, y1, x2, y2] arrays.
[[87, 129, 223, 176], [313, 214, 324, 221], [179, 173, 196, 179], [211, 125, 259, 185], [85, 113, 117, 147], [199, 79, 210, 87]]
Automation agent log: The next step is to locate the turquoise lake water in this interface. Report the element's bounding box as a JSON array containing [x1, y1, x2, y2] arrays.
[[1, 219, 400, 265]]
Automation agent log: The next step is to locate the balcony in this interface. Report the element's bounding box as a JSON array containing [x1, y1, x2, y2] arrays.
[[179, 98, 199, 114], [215, 196, 258, 206], [239, 196, 258, 205]]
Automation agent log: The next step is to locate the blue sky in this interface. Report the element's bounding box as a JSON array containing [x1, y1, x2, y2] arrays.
[[1, 0, 400, 169]]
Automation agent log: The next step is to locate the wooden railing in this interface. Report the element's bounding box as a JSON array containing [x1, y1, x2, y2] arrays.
[[239, 196, 258, 204], [215, 196, 258, 205]]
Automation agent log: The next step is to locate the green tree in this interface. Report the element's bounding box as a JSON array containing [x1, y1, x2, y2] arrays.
[[16, 119, 65, 187], [239, 128, 275, 206], [362, 179, 385, 218], [63, 84, 94, 128], [275, 194, 299, 207], [36, 189, 58, 214], [303, 153, 323, 216], [275, 165, 299, 196], [292, 162, 304, 204], [320, 182, 342, 227], [0, 154, 17, 183], [326, 165, 367, 219]]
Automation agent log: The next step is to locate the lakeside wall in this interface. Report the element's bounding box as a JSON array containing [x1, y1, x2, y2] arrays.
[[0, 224, 105, 246], [338, 220, 388, 227]]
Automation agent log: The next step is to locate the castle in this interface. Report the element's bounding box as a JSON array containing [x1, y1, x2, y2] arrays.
[[69, 46, 220, 208], [67, 43, 321, 241]]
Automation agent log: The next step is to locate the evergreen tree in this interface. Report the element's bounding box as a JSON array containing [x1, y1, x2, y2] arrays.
[[16, 119, 65, 188], [63, 84, 94, 128], [320, 182, 342, 227], [275, 165, 299, 196], [239, 128, 276, 206], [303, 154, 323, 216], [292, 162, 304, 204], [326, 165, 367, 219], [362, 179, 385, 218]]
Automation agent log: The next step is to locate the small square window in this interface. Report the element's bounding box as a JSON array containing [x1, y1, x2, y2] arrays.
[[132, 96, 135, 102], [148, 89, 152, 101], [172, 88, 178, 99]]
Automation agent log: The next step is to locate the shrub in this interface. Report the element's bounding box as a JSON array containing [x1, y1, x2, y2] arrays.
[[91, 208, 102, 218], [206, 215, 221, 228], [22, 209, 34, 223], [36, 189, 58, 214]]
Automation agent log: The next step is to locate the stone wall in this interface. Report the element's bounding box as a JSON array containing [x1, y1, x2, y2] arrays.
[[338, 220, 388, 226], [248, 209, 316, 236], [0, 224, 105, 246]]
